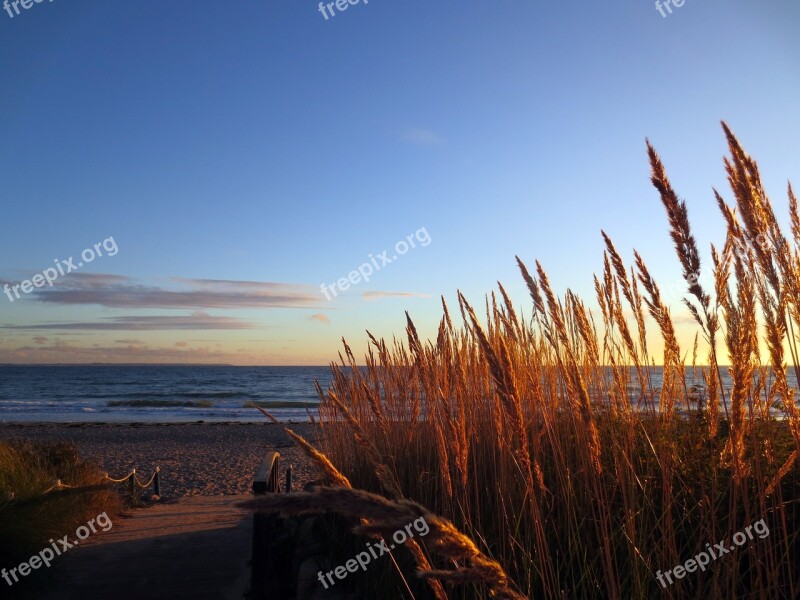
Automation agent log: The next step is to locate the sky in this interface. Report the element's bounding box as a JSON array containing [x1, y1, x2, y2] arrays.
[[0, 0, 798, 365]]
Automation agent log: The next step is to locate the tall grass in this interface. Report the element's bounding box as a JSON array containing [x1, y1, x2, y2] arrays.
[[260, 123, 800, 599], [0, 440, 122, 594]]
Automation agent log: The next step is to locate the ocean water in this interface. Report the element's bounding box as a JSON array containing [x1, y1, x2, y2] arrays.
[[0, 365, 797, 423], [0, 365, 332, 423], [602, 367, 798, 415]]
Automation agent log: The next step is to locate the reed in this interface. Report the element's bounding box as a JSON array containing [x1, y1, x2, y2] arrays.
[[286, 123, 800, 598]]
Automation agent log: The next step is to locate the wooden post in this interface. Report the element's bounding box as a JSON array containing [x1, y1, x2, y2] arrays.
[[253, 452, 280, 494], [285, 465, 292, 494], [154, 467, 161, 497], [251, 452, 285, 599], [128, 469, 136, 499]]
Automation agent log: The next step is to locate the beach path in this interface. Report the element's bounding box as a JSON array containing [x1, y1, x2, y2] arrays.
[[41, 495, 253, 600]]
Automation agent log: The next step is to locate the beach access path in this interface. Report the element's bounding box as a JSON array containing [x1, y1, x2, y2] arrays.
[[41, 494, 253, 600], [0, 422, 322, 599]]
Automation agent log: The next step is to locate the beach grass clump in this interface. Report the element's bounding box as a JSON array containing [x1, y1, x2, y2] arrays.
[[267, 123, 800, 599], [0, 440, 122, 585]]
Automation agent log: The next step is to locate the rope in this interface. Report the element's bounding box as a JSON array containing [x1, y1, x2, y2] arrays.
[[35, 468, 160, 498], [41, 479, 76, 494], [134, 467, 159, 489], [102, 471, 136, 483], [102, 467, 160, 488]]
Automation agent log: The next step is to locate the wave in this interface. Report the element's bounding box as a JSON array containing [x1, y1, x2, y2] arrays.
[[242, 400, 319, 409], [93, 391, 248, 400], [107, 400, 215, 408]]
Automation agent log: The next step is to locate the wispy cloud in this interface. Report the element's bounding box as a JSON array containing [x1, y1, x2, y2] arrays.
[[361, 291, 430, 301], [308, 313, 330, 325], [1, 311, 257, 331], [401, 128, 445, 146], [0, 340, 238, 364], [171, 277, 307, 292], [19, 274, 319, 309]]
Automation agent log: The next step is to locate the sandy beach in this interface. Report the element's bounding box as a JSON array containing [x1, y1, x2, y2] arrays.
[[0, 422, 320, 497]]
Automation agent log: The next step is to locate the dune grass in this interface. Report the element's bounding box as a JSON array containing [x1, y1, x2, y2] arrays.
[[255, 123, 800, 599], [0, 440, 122, 594]]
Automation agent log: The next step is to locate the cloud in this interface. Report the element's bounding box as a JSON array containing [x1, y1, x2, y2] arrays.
[[58, 273, 131, 286], [171, 278, 307, 292], [1, 312, 258, 331], [401, 128, 445, 146], [22, 274, 319, 309], [308, 314, 330, 325], [0, 336, 323, 366], [0, 340, 237, 364], [672, 312, 700, 326], [361, 291, 430, 301]]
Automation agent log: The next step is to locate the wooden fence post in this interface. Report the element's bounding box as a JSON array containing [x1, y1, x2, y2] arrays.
[[250, 452, 291, 599]]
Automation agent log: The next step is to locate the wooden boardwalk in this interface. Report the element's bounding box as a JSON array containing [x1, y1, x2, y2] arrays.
[[42, 495, 253, 600]]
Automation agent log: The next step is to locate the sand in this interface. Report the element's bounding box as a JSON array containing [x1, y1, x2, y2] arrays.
[[0, 422, 320, 497]]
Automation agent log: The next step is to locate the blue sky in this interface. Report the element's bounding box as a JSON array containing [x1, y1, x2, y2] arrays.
[[0, 0, 798, 364]]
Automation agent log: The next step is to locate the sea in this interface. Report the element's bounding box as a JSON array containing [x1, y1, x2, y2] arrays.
[[0, 365, 332, 423], [0, 365, 797, 423]]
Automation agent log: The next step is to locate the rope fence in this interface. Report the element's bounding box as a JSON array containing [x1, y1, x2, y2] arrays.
[[101, 467, 162, 497], [39, 467, 162, 499], [42, 480, 75, 494], [132, 468, 160, 490]]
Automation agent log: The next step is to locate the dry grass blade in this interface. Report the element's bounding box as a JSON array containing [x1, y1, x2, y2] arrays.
[[241, 487, 529, 600], [253, 124, 800, 600]]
